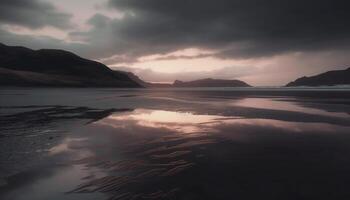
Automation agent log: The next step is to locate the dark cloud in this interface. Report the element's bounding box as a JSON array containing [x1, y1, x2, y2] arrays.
[[0, 0, 73, 29], [148, 53, 215, 62], [87, 14, 111, 28], [1, 0, 349, 73], [58, 0, 350, 63], [103, 0, 350, 59]]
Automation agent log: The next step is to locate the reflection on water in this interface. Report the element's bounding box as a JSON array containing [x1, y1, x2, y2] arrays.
[[1, 95, 350, 200], [99, 109, 349, 136], [49, 138, 90, 155], [99, 109, 234, 133], [234, 98, 350, 118], [1, 165, 107, 200]]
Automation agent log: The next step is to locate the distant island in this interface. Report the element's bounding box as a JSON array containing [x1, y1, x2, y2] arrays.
[[286, 67, 350, 87], [173, 78, 251, 87], [0, 43, 252, 88], [0, 43, 141, 87], [116, 71, 251, 88]]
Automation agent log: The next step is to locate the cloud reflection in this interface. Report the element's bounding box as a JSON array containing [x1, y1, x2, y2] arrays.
[[234, 98, 350, 118], [99, 109, 225, 133], [95, 108, 349, 140]]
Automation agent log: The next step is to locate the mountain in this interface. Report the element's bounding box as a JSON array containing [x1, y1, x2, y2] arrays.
[[173, 78, 251, 87], [114, 71, 172, 88], [0, 43, 141, 87], [286, 67, 350, 87]]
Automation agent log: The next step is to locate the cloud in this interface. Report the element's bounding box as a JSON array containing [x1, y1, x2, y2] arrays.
[[0, 0, 73, 29], [0, 27, 86, 54], [1, 0, 349, 86], [104, 0, 350, 60], [3, 0, 349, 64], [113, 49, 350, 86]]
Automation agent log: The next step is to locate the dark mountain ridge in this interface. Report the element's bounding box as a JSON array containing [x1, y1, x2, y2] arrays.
[[286, 67, 350, 87], [114, 70, 173, 88], [0, 43, 140, 87], [173, 78, 251, 87], [1, 43, 252, 88]]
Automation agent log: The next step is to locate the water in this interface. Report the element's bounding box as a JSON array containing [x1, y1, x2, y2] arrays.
[[1, 88, 350, 200]]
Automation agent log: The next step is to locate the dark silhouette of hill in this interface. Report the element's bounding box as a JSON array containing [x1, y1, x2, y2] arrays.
[[173, 78, 251, 87], [0, 43, 140, 87], [116, 71, 252, 88], [115, 70, 172, 88], [0, 43, 252, 88], [286, 67, 350, 87]]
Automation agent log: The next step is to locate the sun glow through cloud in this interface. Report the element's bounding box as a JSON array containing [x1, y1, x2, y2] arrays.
[[1, 0, 349, 85]]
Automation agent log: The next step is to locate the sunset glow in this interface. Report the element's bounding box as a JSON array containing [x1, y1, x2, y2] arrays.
[[1, 0, 349, 85]]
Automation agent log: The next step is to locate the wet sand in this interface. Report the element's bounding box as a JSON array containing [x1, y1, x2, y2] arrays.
[[1, 88, 350, 200]]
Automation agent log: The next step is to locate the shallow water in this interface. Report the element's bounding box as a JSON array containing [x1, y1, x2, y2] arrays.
[[1, 88, 350, 199]]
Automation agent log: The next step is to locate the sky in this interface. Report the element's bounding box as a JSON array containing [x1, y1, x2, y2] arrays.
[[0, 0, 349, 86]]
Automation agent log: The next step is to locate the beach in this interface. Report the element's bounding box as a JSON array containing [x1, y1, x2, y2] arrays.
[[1, 87, 350, 200]]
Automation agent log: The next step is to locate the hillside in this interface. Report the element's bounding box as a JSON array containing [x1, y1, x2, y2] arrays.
[[173, 78, 251, 87], [0, 43, 141, 87], [286, 67, 350, 87]]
